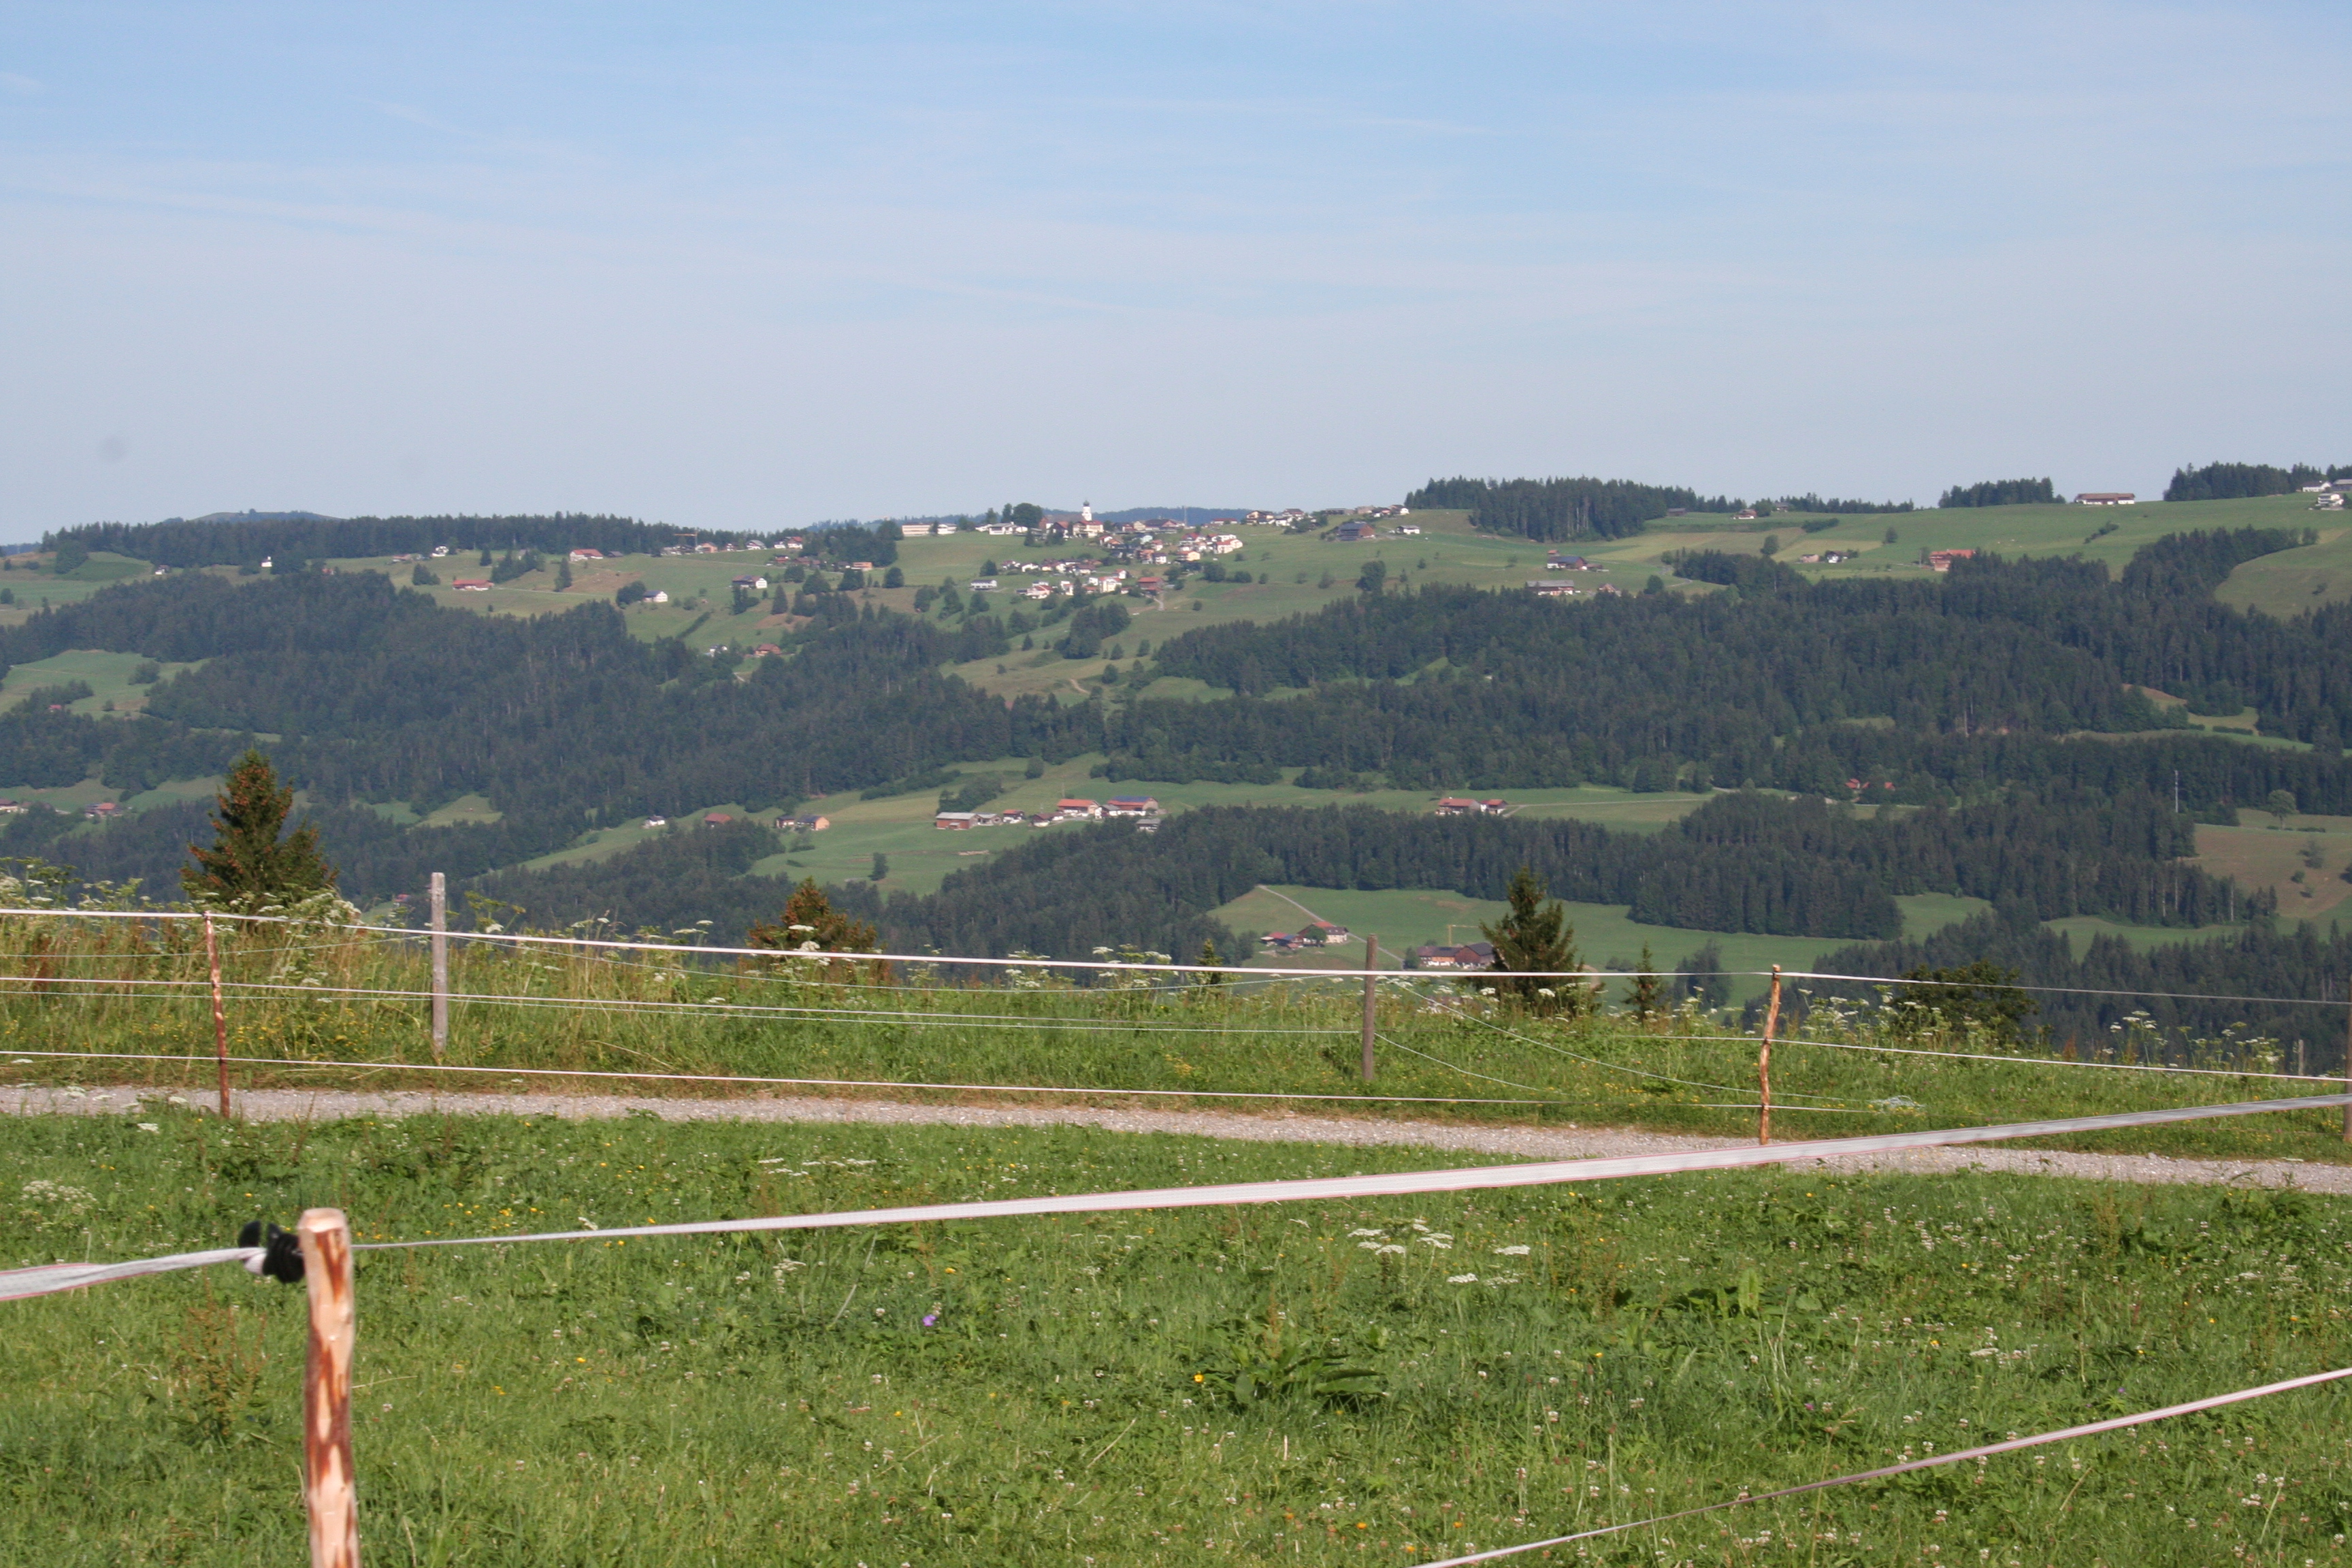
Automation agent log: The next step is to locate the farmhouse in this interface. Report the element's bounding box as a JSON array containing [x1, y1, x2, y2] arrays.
[[1055, 798, 1102, 819], [1104, 796, 1160, 816], [2075, 492, 2137, 506], [567, 548, 605, 561], [701, 812, 735, 827], [933, 811, 979, 830], [1413, 941, 1496, 970], [1433, 797, 1478, 815], [1927, 550, 1976, 572], [1330, 520, 1377, 542], [1528, 580, 1575, 597], [451, 579, 491, 591], [642, 815, 667, 828], [774, 814, 830, 832]]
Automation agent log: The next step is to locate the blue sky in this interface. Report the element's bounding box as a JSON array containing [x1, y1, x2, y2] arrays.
[[3, 3, 2347, 533]]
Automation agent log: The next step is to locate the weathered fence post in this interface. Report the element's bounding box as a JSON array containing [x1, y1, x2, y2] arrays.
[[1360, 935, 1379, 1083], [429, 873, 448, 1063], [1759, 965, 1782, 1146], [202, 914, 230, 1120], [297, 1207, 359, 1568]]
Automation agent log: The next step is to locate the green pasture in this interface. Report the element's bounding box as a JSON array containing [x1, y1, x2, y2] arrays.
[[5, 1109, 2352, 1565], [0, 648, 204, 718]]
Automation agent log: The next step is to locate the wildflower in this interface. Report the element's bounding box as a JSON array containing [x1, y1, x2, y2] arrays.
[[134, 1122, 159, 1134], [1492, 1244, 1530, 1256], [1448, 1273, 1479, 1284]]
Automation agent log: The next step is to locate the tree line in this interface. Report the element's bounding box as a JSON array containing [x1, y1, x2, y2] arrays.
[[1936, 478, 2056, 508], [2163, 461, 2350, 502], [1402, 476, 1740, 540], [1803, 904, 2352, 1068], [40, 513, 721, 568]]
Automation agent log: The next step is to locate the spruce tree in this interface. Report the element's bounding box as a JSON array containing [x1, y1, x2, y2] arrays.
[[182, 749, 336, 911], [1627, 941, 1662, 1022], [1478, 866, 1586, 1016]]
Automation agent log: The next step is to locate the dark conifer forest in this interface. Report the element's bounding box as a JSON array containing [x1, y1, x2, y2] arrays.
[[0, 523, 2340, 990]]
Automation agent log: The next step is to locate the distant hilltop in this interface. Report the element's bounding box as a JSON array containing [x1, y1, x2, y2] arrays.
[[179, 509, 344, 525]]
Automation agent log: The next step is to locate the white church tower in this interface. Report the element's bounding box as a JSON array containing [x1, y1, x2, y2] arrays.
[[1080, 500, 1093, 523]]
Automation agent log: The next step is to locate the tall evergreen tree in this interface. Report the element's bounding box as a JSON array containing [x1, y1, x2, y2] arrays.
[[181, 748, 336, 911], [1627, 941, 1662, 1022], [1479, 866, 1586, 1015]]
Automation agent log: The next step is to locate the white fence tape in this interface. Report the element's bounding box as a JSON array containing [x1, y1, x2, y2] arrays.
[[0, 1247, 263, 1303], [1416, 1362, 2352, 1567], [357, 1090, 2352, 1253]]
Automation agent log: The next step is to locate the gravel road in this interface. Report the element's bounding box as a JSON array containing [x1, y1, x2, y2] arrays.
[[14, 1082, 2351, 1195]]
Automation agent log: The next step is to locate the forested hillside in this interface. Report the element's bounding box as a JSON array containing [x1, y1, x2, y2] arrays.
[[1115, 530, 2349, 798], [0, 523, 2341, 970]]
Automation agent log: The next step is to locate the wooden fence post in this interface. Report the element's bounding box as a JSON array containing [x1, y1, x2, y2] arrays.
[[297, 1207, 360, 1568], [1759, 965, 1782, 1146], [1360, 935, 1379, 1083], [429, 873, 448, 1063], [203, 914, 230, 1120]]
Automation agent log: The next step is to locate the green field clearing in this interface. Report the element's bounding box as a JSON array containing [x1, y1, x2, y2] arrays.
[[6, 1109, 2352, 1565], [2212, 522, 2352, 617], [0, 647, 205, 717], [2194, 819, 2352, 922]]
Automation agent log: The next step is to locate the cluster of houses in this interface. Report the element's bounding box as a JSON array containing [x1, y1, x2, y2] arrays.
[[1241, 506, 1409, 526], [934, 796, 1161, 830], [1410, 940, 1497, 970], [1433, 796, 1512, 816], [2305, 478, 2352, 511], [1259, 919, 1352, 953]]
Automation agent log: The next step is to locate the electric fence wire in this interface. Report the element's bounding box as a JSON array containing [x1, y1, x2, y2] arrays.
[[1414, 1363, 2352, 1568], [1654, 1030, 2352, 1084], [0, 972, 1356, 1036], [1, 905, 2347, 1011], [1428, 998, 1863, 1106], [0, 1047, 1563, 1107]]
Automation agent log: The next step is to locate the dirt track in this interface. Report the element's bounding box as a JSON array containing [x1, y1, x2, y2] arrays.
[[13, 1082, 2352, 1195]]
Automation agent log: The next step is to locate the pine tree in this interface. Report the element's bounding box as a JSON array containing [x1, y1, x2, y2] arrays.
[[1627, 941, 1662, 1022], [1196, 938, 1225, 985], [1478, 866, 1586, 1015], [181, 749, 336, 911]]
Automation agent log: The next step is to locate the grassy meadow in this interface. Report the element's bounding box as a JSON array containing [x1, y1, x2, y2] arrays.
[[7, 1109, 2352, 1565]]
